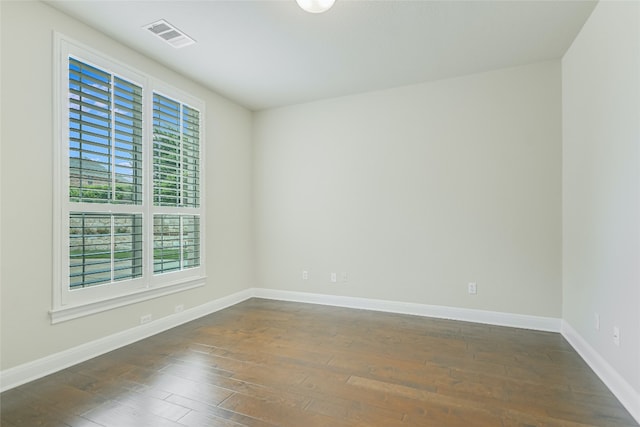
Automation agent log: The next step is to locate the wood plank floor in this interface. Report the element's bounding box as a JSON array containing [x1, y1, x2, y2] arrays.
[[1, 298, 637, 427]]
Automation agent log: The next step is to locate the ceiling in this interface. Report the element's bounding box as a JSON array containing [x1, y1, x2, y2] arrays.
[[45, 0, 597, 111]]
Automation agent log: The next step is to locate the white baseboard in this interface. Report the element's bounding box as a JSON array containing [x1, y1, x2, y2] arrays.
[[0, 288, 253, 393], [252, 288, 562, 332], [561, 320, 640, 424]]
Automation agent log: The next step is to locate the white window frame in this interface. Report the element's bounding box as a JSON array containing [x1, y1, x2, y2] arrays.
[[52, 34, 206, 323]]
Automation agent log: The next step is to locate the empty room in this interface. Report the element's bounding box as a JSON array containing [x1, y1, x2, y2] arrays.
[[1, 0, 639, 425]]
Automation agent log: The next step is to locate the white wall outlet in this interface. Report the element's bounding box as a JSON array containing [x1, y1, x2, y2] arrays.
[[595, 313, 600, 331], [140, 314, 152, 324], [341, 272, 348, 282], [175, 304, 184, 313], [613, 326, 620, 346], [468, 282, 477, 295], [331, 272, 337, 283], [302, 270, 309, 280]]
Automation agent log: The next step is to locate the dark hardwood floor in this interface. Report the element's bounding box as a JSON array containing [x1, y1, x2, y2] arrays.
[[1, 298, 637, 426]]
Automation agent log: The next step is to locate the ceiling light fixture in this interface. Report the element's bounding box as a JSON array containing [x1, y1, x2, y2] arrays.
[[296, 0, 335, 14]]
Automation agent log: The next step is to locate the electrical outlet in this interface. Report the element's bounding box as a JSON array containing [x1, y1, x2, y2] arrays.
[[174, 304, 184, 313], [302, 270, 309, 280], [595, 313, 600, 331], [341, 272, 348, 282], [140, 314, 152, 324], [468, 282, 477, 295], [331, 273, 337, 283], [613, 326, 620, 346]]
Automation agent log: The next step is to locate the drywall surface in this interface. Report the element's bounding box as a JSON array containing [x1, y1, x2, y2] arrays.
[[562, 0, 640, 393], [0, 1, 253, 370], [254, 61, 562, 318]]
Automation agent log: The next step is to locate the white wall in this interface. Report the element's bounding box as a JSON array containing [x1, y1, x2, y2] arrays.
[[0, 1, 254, 370], [254, 61, 562, 318], [562, 0, 640, 396]]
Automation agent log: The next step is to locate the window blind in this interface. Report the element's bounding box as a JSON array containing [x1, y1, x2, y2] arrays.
[[153, 93, 200, 207], [69, 213, 143, 289], [152, 92, 201, 274], [153, 214, 200, 274], [69, 58, 143, 205], [68, 57, 144, 290]]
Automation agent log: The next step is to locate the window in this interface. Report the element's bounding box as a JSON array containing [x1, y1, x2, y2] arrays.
[[53, 36, 205, 322], [152, 92, 202, 274]]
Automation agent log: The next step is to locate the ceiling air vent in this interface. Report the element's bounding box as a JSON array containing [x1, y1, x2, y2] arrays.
[[144, 19, 195, 49]]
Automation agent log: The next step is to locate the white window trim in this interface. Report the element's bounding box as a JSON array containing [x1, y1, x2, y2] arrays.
[[52, 33, 206, 324]]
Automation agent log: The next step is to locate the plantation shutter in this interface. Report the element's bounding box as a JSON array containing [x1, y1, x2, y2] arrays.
[[69, 213, 143, 288], [153, 214, 201, 274], [153, 93, 200, 207], [67, 57, 144, 289], [182, 105, 201, 207], [69, 58, 143, 204], [152, 93, 201, 274]]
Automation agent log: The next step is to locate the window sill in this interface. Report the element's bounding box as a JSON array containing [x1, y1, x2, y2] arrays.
[[50, 276, 206, 324]]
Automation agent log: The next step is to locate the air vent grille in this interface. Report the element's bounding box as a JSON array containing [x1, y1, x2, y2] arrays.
[[144, 19, 195, 49]]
